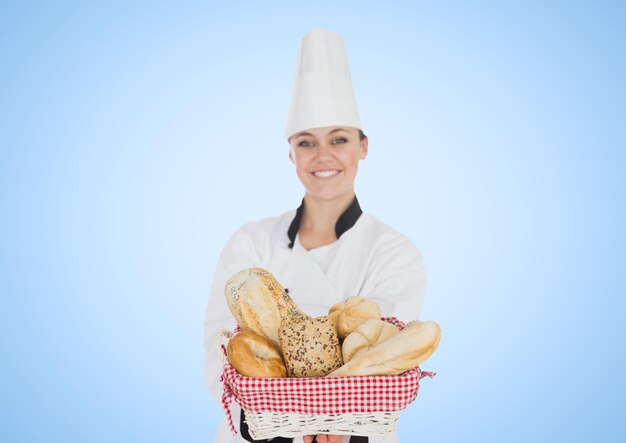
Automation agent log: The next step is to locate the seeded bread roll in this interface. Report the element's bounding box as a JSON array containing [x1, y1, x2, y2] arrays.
[[226, 329, 287, 378], [225, 267, 308, 347], [328, 296, 381, 339], [342, 319, 400, 363], [279, 315, 343, 378], [328, 321, 441, 377]]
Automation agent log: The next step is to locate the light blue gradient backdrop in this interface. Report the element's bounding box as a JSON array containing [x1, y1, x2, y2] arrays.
[[2, 1, 625, 442]]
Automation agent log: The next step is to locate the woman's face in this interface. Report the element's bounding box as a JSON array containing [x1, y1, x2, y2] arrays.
[[288, 126, 368, 202]]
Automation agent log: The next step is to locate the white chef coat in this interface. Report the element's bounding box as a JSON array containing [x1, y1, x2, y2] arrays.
[[204, 201, 426, 443]]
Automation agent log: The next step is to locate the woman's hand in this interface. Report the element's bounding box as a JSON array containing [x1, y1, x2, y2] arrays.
[[303, 434, 344, 443]]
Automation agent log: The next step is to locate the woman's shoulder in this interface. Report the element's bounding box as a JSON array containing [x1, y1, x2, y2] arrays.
[[228, 209, 296, 245], [354, 212, 424, 259], [358, 213, 415, 242]]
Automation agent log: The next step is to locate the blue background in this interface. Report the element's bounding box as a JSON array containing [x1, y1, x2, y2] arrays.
[[2, 1, 625, 442]]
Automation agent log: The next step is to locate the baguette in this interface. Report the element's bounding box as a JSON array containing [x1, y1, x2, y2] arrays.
[[225, 267, 308, 347], [328, 321, 441, 377]]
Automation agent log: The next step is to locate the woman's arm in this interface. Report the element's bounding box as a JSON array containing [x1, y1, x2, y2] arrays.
[[204, 226, 262, 403]]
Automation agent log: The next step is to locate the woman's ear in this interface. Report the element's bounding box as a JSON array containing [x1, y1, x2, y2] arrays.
[[360, 136, 369, 160], [288, 148, 295, 164]]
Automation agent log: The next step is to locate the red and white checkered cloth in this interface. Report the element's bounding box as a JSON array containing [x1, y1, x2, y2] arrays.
[[220, 317, 436, 435]]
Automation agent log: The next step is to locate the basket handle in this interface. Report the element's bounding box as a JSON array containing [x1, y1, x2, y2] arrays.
[[215, 329, 233, 367], [216, 329, 238, 435]]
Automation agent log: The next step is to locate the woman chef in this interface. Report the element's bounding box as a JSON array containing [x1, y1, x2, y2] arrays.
[[204, 29, 426, 443]]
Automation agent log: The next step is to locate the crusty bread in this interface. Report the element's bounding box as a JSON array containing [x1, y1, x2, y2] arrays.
[[328, 296, 381, 339], [225, 267, 308, 347], [279, 315, 343, 378], [226, 329, 287, 378], [342, 319, 400, 363], [328, 321, 441, 377]]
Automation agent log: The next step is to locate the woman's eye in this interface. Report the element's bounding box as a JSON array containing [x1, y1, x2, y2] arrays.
[[298, 140, 314, 147], [332, 137, 348, 145]]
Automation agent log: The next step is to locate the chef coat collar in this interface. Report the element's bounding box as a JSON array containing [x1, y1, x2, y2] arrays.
[[287, 196, 362, 249]]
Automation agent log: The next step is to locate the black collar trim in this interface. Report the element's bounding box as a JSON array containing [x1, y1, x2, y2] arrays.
[[287, 196, 363, 249]]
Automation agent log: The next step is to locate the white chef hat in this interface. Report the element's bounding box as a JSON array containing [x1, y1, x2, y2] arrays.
[[285, 28, 362, 139]]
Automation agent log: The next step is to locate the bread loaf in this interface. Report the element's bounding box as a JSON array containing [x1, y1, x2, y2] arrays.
[[226, 329, 287, 378], [225, 267, 308, 347], [341, 319, 400, 363], [328, 296, 381, 338], [328, 321, 441, 377], [279, 315, 343, 377]]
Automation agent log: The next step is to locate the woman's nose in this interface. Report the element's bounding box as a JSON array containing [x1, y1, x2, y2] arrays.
[[315, 142, 333, 161]]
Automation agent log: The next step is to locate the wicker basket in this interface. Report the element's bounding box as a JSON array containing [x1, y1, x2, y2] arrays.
[[218, 317, 434, 439]]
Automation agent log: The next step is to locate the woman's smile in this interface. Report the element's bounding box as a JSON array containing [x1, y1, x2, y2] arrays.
[[312, 169, 340, 178]]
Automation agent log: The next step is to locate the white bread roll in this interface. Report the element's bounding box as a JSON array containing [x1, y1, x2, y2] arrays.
[[279, 315, 343, 378], [342, 319, 400, 363], [328, 296, 381, 339], [226, 329, 287, 378], [225, 267, 308, 347], [328, 321, 441, 377]]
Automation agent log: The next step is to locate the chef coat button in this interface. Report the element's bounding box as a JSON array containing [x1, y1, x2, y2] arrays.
[[285, 288, 289, 293]]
